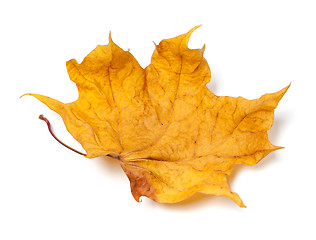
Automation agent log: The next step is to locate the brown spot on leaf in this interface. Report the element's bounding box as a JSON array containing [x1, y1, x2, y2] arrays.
[[120, 163, 156, 202]]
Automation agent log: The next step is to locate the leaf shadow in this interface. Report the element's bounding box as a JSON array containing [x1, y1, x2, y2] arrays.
[[148, 193, 244, 212], [94, 156, 123, 176], [229, 151, 278, 184], [268, 111, 290, 145], [206, 76, 220, 94]]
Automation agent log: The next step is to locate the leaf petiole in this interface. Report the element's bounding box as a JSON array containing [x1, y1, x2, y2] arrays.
[[39, 114, 87, 156]]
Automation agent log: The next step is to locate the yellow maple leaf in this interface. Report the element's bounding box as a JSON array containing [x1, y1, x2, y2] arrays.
[[25, 26, 289, 207]]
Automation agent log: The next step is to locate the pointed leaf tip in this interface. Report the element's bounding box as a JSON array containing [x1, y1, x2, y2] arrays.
[[19, 93, 29, 99], [189, 24, 202, 33], [181, 25, 202, 48], [108, 31, 113, 44], [276, 83, 291, 100]]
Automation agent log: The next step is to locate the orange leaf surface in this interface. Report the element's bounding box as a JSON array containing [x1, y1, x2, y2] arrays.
[[26, 26, 289, 207]]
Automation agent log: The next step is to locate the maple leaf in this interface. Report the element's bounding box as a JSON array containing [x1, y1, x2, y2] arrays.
[[25, 26, 289, 207]]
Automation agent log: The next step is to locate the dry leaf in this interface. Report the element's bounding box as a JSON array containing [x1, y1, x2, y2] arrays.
[[26, 26, 289, 207]]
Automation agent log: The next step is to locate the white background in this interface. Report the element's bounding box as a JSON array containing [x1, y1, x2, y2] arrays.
[[1, 0, 315, 239]]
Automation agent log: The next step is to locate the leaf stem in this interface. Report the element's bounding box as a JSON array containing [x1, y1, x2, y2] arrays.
[[39, 114, 87, 156]]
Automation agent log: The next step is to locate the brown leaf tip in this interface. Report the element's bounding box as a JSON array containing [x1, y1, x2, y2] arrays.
[[121, 164, 156, 202]]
